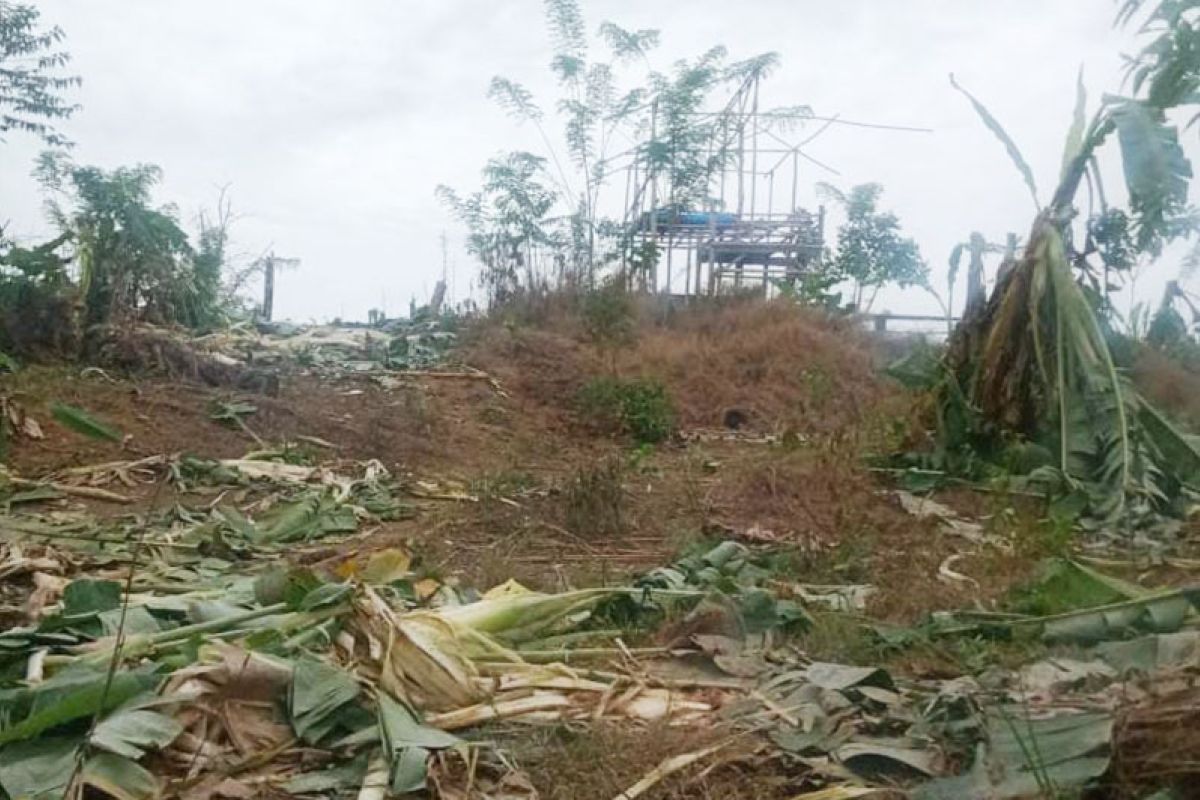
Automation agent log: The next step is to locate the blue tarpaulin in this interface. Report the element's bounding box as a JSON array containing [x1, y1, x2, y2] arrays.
[[644, 209, 738, 228]]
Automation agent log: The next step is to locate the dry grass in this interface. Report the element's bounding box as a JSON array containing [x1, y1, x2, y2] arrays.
[[564, 455, 627, 539], [1132, 346, 1200, 433], [1110, 684, 1200, 799], [465, 296, 894, 438], [461, 294, 1036, 622], [461, 320, 603, 418], [705, 443, 896, 549], [624, 300, 889, 435], [500, 722, 796, 800]]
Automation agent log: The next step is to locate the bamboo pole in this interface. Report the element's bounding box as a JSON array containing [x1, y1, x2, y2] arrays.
[[791, 151, 799, 213], [621, 154, 632, 275], [684, 242, 693, 300], [749, 76, 760, 219], [665, 233, 673, 296], [649, 98, 660, 293]]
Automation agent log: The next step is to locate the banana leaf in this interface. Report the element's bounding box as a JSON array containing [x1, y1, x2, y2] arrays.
[[0, 735, 79, 800], [0, 668, 156, 746], [289, 655, 361, 744], [80, 753, 159, 800], [284, 752, 371, 794], [950, 74, 1040, 210], [90, 706, 182, 759], [50, 403, 122, 443], [937, 33, 1200, 526], [914, 709, 1112, 800], [377, 695, 461, 794]]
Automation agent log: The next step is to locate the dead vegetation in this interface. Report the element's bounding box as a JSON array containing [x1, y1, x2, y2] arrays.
[[88, 324, 280, 393], [4, 0, 1200, 796], [1131, 345, 1200, 433], [630, 300, 889, 435], [3, 295, 1200, 800], [465, 298, 891, 439], [1111, 683, 1200, 798]]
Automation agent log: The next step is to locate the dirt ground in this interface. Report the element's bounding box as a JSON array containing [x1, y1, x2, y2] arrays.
[[4, 301, 1198, 798], [2, 303, 1039, 627]]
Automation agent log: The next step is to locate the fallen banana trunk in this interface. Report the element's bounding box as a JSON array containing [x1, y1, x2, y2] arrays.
[[346, 583, 706, 714]]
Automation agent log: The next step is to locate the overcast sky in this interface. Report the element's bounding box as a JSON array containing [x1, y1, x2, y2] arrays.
[[2, 1, 1195, 322]]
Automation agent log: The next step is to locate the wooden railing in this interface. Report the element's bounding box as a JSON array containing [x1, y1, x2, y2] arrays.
[[862, 313, 959, 335]]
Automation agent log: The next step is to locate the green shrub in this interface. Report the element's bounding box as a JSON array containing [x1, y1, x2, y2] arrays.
[[578, 376, 674, 444], [581, 279, 637, 374], [0, 232, 78, 357]]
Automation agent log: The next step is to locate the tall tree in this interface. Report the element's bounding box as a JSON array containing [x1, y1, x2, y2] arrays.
[[486, 1, 657, 283], [0, 2, 80, 146], [437, 152, 559, 304], [817, 182, 927, 311], [193, 189, 233, 329], [449, 1, 784, 299]]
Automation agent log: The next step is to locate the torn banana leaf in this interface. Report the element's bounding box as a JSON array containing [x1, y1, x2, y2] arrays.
[[0, 735, 80, 800], [353, 589, 485, 712], [837, 740, 940, 782], [1097, 630, 1200, 672], [914, 709, 1112, 800], [80, 752, 160, 800], [0, 720, 165, 800], [90, 706, 181, 760], [378, 694, 462, 794], [289, 655, 362, 744], [249, 493, 358, 543], [0, 666, 158, 746], [284, 751, 371, 794]]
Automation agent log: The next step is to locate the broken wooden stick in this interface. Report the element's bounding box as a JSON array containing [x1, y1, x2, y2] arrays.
[[10, 477, 133, 504]]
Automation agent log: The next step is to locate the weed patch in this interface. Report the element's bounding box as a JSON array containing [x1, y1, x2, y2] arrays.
[[564, 456, 625, 538], [578, 376, 674, 444]]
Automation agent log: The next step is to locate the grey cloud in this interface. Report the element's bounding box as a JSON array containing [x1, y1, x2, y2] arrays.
[[1, 0, 1193, 321]]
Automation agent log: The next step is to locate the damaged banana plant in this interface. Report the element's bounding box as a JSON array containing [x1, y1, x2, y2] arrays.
[[916, 0, 1200, 527]]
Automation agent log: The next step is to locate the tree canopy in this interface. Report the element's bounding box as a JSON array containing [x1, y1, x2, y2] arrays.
[[36, 155, 221, 329], [0, 1, 80, 146], [816, 182, 927, 311], [441, 0, 783, 303]]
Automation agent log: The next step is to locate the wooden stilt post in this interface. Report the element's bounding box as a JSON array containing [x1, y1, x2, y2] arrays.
[[791, 150, 799, 213], [262, 256, 275, 322], [649, 98, 660, 294], [666, 233, 673, 296], [749, 76, 760, 219], [684, 239, 693, 300]]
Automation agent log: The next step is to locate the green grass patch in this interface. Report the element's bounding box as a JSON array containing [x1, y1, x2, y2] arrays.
[[577, 376, 674, 444]]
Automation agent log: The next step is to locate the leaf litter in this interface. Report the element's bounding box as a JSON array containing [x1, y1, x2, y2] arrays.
[[2, 437, 1197, 800], [3, 314, 1199, 798]]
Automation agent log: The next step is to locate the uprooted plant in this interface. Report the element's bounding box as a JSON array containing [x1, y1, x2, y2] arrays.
[[906, 0, 1200, 528]]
